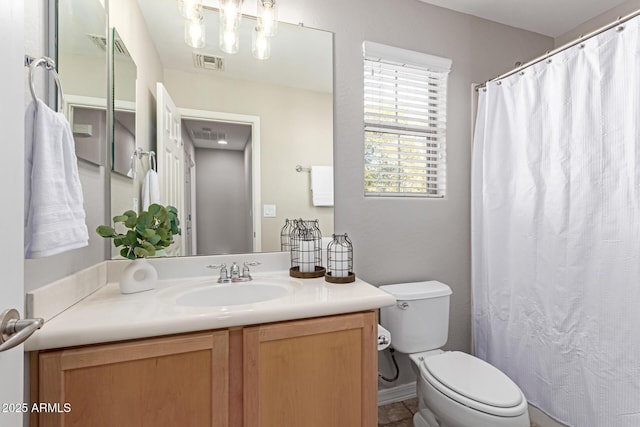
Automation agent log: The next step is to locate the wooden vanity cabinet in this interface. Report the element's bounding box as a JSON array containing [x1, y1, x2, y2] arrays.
[[31, 311, 377, 427]]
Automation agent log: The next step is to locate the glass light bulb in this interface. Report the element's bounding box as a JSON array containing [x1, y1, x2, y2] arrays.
[[179, 0, 202, 20], [252, 26, 271, 60], [220, 0, 243, 29], [184, 17, 205, 49], [220, 26, 239, 54], [257, 0, 278, 36]]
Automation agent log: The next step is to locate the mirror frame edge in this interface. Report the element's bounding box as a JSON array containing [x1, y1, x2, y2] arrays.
[[104, 0, 113, 261]]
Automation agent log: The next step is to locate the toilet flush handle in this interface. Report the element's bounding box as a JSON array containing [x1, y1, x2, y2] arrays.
[[397, 302, 409, 310]]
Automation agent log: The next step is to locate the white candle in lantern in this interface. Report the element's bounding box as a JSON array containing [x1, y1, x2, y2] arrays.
[[333, 249, 348, 277], [300, 240, 314, 273]]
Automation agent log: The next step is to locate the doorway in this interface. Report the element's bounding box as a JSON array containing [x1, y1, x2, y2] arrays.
[[179, 109, 261, 255]]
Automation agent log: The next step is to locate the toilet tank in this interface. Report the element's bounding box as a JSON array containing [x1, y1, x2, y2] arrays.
[[379, 281, 452, 354]]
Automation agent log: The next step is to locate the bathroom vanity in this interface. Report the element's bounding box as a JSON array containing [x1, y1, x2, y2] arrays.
[[26, 256, 394, 427]]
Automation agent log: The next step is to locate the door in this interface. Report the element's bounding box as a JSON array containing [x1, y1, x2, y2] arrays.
[[0, 2, 26, 425], [156, 82, 185, 256]]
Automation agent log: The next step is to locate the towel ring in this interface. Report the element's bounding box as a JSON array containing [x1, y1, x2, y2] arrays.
[[28, 56, 65, 112]]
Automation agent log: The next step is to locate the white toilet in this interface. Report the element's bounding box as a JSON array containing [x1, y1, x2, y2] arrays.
[[380, 281, 530, 427]]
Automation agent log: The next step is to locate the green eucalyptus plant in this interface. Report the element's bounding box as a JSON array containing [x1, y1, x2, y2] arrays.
[[96, 204, 180, 260]]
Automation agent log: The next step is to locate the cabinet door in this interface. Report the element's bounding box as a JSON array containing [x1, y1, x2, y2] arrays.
[[37, 331, 229, 427], [243, 312, 377, 427]]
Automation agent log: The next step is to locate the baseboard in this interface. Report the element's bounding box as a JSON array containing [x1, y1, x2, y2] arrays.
[[377, 382, 417, 406]]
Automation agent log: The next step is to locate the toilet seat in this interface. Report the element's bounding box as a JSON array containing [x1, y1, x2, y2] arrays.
[[417, 351, 527, 417]]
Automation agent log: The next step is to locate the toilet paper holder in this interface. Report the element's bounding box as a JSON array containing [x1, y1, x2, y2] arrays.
[[378, 334, 389, 347], [377, 324, 391, 351]]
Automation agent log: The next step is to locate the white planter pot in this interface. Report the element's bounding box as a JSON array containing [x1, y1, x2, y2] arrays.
[[119, 258, 158, 294]]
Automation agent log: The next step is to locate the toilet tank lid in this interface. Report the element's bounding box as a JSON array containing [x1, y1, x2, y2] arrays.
[[379, 281, 452, 300]]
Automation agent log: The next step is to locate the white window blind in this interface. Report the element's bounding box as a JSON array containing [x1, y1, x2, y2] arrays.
[[363, 42, 451, 197]]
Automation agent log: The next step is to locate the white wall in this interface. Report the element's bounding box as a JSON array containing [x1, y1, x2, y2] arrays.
[[58, 54, 106, 99]]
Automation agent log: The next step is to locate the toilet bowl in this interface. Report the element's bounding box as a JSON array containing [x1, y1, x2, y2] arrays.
[[379, 281, 530, 427]]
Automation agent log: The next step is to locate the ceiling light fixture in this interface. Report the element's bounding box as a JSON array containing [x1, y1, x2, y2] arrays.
[[217, 132, 228, 145], [179, 0, 278, 60]]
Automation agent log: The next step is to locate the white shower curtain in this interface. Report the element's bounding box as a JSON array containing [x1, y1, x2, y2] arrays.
[[472, 17, 640, 427]]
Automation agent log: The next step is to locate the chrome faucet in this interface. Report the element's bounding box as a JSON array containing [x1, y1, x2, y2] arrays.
[[207, 261, 261, 283]]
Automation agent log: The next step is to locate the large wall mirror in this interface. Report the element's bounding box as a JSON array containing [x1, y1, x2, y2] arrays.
[[112, 28, 137, 177], [107, 0, 334, 258], [56, 0, 108, 166]]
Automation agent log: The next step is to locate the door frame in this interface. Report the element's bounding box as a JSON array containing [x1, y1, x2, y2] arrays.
[[179, 108, 262, 253], [0, 0, 25, 424]]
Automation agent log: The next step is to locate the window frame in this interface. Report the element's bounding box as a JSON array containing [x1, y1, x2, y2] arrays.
[[363, 41, 452, 198]]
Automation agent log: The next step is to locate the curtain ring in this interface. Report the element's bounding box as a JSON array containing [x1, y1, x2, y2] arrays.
[[617, 25, 625, 32], [496, 81, 502, 86]]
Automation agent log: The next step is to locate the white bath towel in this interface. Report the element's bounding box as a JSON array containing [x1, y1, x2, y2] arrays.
[[311, 165, 334, 206], [141, 169, 160, 211], [24, 99, 89, 258]]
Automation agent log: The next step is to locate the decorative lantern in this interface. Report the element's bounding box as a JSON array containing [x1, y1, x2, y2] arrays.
[[280, 218, 294, 251], [289, 219, 325, 278], [326, 234, 354, 283]]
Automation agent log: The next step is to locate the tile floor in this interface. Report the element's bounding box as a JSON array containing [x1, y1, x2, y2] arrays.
[[378, 398, 541, 427], [378, 398, 418, 427]]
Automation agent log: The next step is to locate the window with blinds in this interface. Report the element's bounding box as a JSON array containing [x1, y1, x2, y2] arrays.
[[363, 42, 451, 197]]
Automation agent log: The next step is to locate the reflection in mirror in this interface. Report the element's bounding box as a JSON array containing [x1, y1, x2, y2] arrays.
[[108, 0, 333, 258], [111, 29, 137, 177], [57, 0, 107, 166]]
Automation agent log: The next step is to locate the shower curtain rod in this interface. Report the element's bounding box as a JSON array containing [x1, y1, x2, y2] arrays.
[[476, 8, 640, 90]]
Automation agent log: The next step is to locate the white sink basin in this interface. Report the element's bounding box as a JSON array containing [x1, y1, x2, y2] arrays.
[[174, 281, 295, 307]]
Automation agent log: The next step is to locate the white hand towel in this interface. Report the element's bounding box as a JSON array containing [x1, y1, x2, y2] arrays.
[[311, 165, 334, 206], [141, 169, 161, 211], [24, 99, 89, 258]]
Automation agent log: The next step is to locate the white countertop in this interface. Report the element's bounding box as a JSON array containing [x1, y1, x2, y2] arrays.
[[26, 271, 396, 351]]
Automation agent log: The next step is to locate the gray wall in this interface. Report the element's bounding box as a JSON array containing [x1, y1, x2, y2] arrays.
[[555, 0, 640, 46], [195, 147, 251, 255]]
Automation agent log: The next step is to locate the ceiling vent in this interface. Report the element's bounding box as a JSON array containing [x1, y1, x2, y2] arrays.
[[86, 34, 131, 58], [193, 52, 225, 71], [191, 129, 215, 140], [191, 129, 227, 141]]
